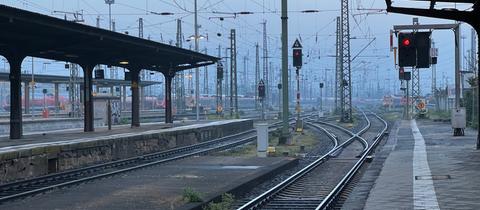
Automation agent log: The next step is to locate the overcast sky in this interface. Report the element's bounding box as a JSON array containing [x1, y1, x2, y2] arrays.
[[0, 0, 476, 96]]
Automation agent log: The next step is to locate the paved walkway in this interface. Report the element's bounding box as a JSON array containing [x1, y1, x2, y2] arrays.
[[361, 119, 480, 210], [0, 156, 296, 210]]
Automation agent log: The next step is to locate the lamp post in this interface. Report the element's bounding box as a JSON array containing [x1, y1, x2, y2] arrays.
[[194, 0, 200, 121], [31, 57, 34, 119], [105, 0, 114, 31]]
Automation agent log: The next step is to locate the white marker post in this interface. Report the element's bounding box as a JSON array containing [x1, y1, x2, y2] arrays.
[[256, 123, 268, 157]]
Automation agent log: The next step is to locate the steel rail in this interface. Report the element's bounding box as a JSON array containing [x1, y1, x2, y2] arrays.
[[310, 111, 370, 156], [0, 118, 298, 203], [315, 111, 388, 210], [236, 111, 375, 210], [236, 120, 343, 210]]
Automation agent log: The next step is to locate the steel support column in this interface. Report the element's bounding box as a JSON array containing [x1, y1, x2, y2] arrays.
[[454, 24, 461, 109], [281, 0, 290, 139], [164, 73, 174, 124], [81, 64, 94, 132], [54, 83, 59, 113], [477, 30, 480, 149], [24, 82, 29, 114], [122, 85, 126, 111], [131, 69, 140, 127], [140, 86, 145, 110], [8, 55, 25, 139]]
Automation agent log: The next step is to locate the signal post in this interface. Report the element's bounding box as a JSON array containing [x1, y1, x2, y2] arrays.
[[292, 39, 303, 133], [258, 80, 266, 121], [393, 22, 464, 136]]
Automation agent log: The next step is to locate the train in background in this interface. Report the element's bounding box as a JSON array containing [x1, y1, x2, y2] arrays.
[[2, 93, 69, 111], [3, 93, 322, 113], [2, 94, 163, 112]]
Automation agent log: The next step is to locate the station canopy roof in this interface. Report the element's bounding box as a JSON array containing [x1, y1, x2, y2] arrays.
[[0, 5, 218, 73]]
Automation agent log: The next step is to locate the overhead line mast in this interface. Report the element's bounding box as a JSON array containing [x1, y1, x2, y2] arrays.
[[340, 0, 353, 122]]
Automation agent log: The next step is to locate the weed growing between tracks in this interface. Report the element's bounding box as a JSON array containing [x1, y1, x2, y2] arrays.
[[271, 129, 318, 156], [203, 193, 235, 210], [183, 187, 203, 203], [214, 129, 320, 157]]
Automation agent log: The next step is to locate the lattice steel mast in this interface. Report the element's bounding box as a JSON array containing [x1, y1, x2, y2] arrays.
[[262, 21, 269, 109], [203, 48, 208, 96], [340, 0, 353, 122], [335, 16, 341, 113], [230, 29, 238, 118], [255, 43, 260, 110], [412, 18, 421, 111], [175, 19, 185, 113]]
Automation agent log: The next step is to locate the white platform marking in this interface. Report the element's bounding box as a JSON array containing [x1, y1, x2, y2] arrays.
[[411, 120, 440, 210]]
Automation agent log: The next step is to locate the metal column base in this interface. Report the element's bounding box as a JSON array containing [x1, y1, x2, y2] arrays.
[[453, 128, 464, 136]]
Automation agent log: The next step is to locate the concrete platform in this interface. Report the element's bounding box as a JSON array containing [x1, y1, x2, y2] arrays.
[[0, 117, 104, 135], [348, 119, 480, 210], [0, 119, 253, 183], [0, 120, 198, 147], [0, 156, 297, 210], [0, 110, 197, 135]]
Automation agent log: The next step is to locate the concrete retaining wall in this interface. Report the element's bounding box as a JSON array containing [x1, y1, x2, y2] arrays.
[[0, 119, 253, 184]]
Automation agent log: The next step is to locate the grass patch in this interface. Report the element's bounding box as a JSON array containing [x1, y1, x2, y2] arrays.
[[270, 129, 318, 156], [183, 187, 203, 203], [119, 117, 130, 124], [429, 110, 451, 120], [382, 112, 401, 121], [214, 128, 320, 157], [215, 143, 257, 156], [203, 193, 235, 210]]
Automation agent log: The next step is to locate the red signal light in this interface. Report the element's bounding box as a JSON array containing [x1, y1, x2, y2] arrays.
[[402, 38, 411, 47]]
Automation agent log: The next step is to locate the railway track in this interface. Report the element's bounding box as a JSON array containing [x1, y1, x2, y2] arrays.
[[237, 111, 388, 210], [0, 118, 300, 204]]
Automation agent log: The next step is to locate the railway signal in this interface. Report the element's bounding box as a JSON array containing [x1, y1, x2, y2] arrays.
[[292, 39, 303, 68], [258, 80, 266, 99], [397, 32, 432, 68], [319, 82, 324, 117], [398, 32, 416, 67], [258, 80, 266, 120], [403, 71, 411, 81], [216, 62, 224, 80], [415, 32, 432, 68], [292, 39, 303, 132], [399, 67, 405, 80], [292, 49, 302, 68], [216, 62, 224, 115]]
